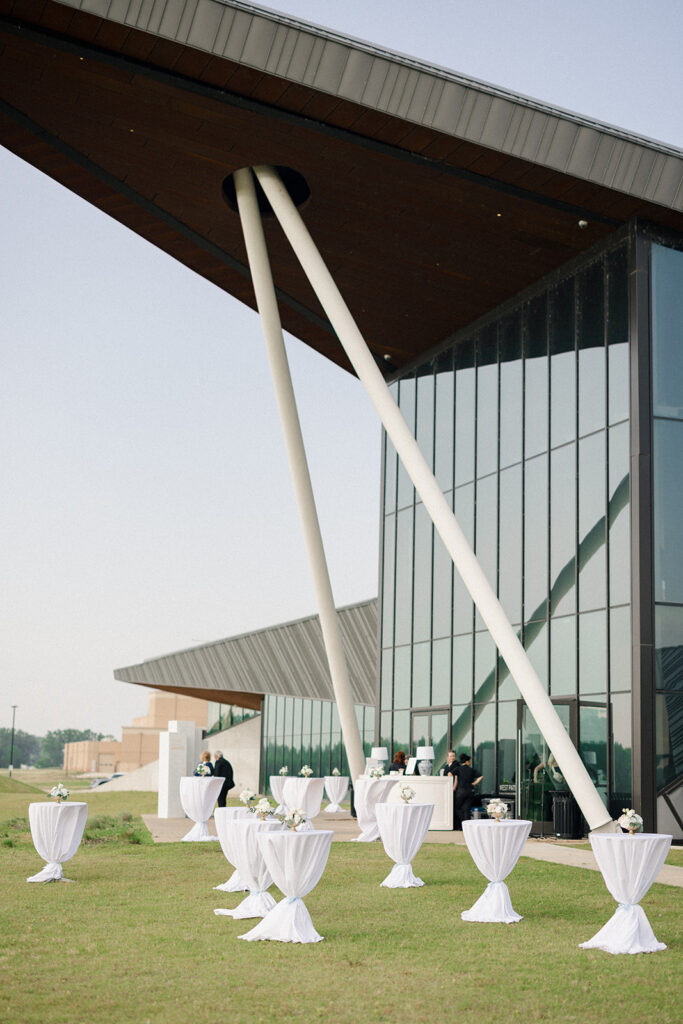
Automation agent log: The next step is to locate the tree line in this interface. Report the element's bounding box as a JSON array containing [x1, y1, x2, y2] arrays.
[[0, 728, 104, 769]]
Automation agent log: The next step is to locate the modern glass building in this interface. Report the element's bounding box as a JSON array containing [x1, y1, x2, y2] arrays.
[[379, 226, 683, 833]]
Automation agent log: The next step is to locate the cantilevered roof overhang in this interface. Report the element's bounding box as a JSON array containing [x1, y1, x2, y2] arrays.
[[2, 0, 682, 374], [113, 598, 377, 709]]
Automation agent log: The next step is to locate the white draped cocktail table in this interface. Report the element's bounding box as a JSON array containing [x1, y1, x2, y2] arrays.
[[269, 775, 287, 815], [323, 775, 349, 813], [239, 829, 333, 943], [353, 777, 398, 841], [375, 801, 434, 887], [214, 806, 252, 892], [461, 819, 532, 923], [179, 776, 223, 841], [27, 802, 88, 883], [214, 818, 282, 919], [579, 832, 672, 954], [282, 777, 325, 828]]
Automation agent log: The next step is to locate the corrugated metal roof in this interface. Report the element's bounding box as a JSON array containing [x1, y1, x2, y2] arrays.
[[56, 0, 683, 211], [114, 598, 378, 706]]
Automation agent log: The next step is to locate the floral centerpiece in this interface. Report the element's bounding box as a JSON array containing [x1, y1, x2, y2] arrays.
[[618, 808, 644, 834], [50, 784, 69, 803], [486, 798, 508, 821], [281, 808, 307, 830], [193, 762, 212, 777], [239, 788, 256, 809], [369, 765, 384, 780], [398, 783, 415, 803], [251, 797, 274, 820], [299, 765, 313, 777], [278, 766, 289, 776], [332, 767, 341, 777]]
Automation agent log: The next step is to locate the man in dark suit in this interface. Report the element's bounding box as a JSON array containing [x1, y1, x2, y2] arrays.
[[213, 750, 234, 808]]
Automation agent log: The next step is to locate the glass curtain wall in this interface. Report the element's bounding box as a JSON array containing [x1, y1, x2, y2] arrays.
[[206, 702, 259, 735], [379, 239, 631, 813]]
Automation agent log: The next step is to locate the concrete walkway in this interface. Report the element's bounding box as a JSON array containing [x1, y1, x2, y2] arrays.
[[141, 812, 683, 888]]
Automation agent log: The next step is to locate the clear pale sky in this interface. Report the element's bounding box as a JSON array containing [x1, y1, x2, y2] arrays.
[[1, 1, 681, 739]]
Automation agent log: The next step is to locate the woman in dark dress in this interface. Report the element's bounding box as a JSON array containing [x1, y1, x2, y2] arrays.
[[453, 753, 482, 829]]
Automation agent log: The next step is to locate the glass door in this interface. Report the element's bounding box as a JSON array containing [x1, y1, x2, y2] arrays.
[[517, 700, 576, 830], [411, 709, 450, 774]]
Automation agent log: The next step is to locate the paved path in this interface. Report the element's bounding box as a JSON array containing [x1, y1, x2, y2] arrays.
[[141, 813, 683, 888]]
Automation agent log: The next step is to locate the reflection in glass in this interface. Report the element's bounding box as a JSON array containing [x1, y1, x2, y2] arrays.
[[579, 610, 607, 695], [475, 474, 498, 630], [579, 703, 608, 807], [384, 435, 397, 514], [655, 605, 683, 691], [431, 713, 450, 773], [499, 465, 522, 625], [550, 615, 576, 696], [432, 636, 452, 707], [656, 692, 683, 789], [412, 713, 429, 750], [578, 431, 606, 612], [654, 419, 683, 604], [477, 326, 499, 479], [497, 702, 518, 792], [523, 620, 548, 696], [475, 632, 497, 704], [393, 710, 410, 757], [394, 646, 411, 710], [550, 443, 576, 615], [578, 261, 605, 438], [455, 340, 475, 485], [652, 243, 683, 419], [412, 641, 431, 708], [525, 294, 548, 459], [453, 484, 474, 634], [380, 712, 392, 753], [394, 506, 414, 645], [474, 701, 495, 794], [550, 278, 576, 449], [432, 528, 453, 639], [413, 502, 433, 643], [416, 367, 435, 468], [607, 245, 629, 426], [524, 453, 548, 621], [381, 649, 393, 711], [608, 423, 630, 607], [451, 704, 472, 756], [610, 691, 632, 811], [381, 514, 395, 648], [397, 377, 415, 509], [453, 634, 473, 705], [434, 351, 455, 491], [610, 606, 631, 692], [500, 312, 522, 469]]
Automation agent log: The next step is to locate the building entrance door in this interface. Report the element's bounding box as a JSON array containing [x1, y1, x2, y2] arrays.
[[411, 709, 450, 773], [518, 700, 576, 832]]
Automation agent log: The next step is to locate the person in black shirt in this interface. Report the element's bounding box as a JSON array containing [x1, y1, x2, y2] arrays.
[[213, 750, 235, 808], [453, 753, 483, 829]]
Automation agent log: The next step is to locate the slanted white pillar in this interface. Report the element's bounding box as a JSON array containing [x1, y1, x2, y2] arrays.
[[253, 163, 615, 833], [233, 167, 366, 785]]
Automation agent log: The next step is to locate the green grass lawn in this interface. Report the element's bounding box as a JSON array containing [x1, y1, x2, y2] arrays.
[[1, 788, 681, 1024]]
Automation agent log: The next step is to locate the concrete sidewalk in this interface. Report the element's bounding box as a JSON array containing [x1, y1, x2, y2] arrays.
[[141, 812, 683, 888]]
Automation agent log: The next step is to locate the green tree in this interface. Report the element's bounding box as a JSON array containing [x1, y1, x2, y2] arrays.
[[0, 728, 41, 768], [36, 729, 103, 768]]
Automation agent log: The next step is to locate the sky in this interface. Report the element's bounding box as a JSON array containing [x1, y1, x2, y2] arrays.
[[1, 1, 681, 739]]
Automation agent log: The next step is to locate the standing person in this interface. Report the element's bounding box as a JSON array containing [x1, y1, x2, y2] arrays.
[[453, 752, 483, 830], [442, 750, 459, 829], [213, 750, 234, 808]]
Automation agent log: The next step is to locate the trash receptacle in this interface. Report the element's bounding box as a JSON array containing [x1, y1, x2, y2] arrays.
[[552, 791, 583, 839]]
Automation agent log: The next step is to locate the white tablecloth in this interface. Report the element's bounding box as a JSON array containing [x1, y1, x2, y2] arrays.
[[214, 807, 252, 891], [214, 819, 282, 919], [323, 776, 349, 813], [269, 775, 287, 815], [27, 802, 88, 882], [282, 777, 325, 827], [353, 777, 398, 841], [375, 801, 434, 887], [239, 829, 333, 943], [579, 833, 672, 954], [179, 776, 223, 841], [461, 819, 532, 923]]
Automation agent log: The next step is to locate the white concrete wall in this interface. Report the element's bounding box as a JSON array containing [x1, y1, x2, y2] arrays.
[[91, 760, 159, 792], [207, 715, 261, 794]]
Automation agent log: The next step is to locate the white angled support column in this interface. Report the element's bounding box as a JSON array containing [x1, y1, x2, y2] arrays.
[[233, 167, 366, 785], [253, 163, 615, 833]]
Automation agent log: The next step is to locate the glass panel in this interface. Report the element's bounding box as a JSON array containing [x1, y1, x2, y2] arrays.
[[393, 646, 411, 710], [411, 714, 429, 751], [578, 431, 607, 612], [524, 453, 548, 622], [607, 245, 629, 426], [473, 702, 495, 794], [523, 619, 548, 696], [656, 692, 683, 789], [655, 605, 683, 691], [380, 649, 393, 712], [452, 633, 473, 705], [550, 442, 576, 615], [432, 528, 453, 639], [608, 422, 630, 607], [579, 703, 608, 807], [525, 294, 548, 459], [652, 243, 683, 419], [476, 326, 499, 479], [500, 311, 522, 469], [654, 419, 683, 604], [611, 691, 632, 810], [392, 710, 410, 760], [455, 339, 475, 486], [384, 434, 397, 514], [431, 637, 452, 707], [610, 605, 631, 693], [499, 464, 522, 625], [453, 483, 474, 634], [381, 513, 395, 648], [412, 502, 433, 643], [577, 260, 605, 438], [431, 713, 450, 774], [550, 277, 576, 449], [579, 610, 607, 695], [475, 631, 497, 704], [475, 474, 498, 631], [397, 375, 415, 509], [394, 506, 414, 645], [451, 703, 472, 757], [380, 712, 392, 753], [550, 614, 576, 697], [412, 641, 431, 708], [416, 366, 435, 468], [497, 701, 518, 794], [434, 350, 454, 491], [520, 704, 570, 823]]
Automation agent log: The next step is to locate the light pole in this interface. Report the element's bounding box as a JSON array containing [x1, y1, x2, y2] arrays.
[[8, 705, 17, 777]]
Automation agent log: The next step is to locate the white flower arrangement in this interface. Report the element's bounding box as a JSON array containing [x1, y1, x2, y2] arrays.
[[398, 783, 415, 803], [50, 783, 69, 802], [282, 808, 307, 830], [239, 788, 256, 807], [193, 762, 212, 777], [299, 764, 313, 777], [332, 767, 341, 776], [486, 799, 508, 820], [252, 797, 274, 820], [618, 807, 644, 833], [278, 766, 289, 776], [369, 765, 385, 780]]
